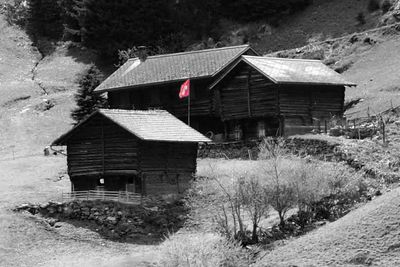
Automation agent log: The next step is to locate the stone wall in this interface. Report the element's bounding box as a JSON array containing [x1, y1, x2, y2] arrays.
[[15, 200, 187, 242], [198, 137, 340, 160]]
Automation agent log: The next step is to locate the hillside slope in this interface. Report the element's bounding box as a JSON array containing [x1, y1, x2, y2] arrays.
[[253, 0, 380, 54], [344, 35, 400, 118], [0, 7, 95, 158], [254, 187, 400, 266]]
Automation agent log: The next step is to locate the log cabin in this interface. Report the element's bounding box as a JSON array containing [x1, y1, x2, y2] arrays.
[[94, 45, 259, 137], [52, 109, 210, 196], [209, 56, 356, 137], [94, 45, 356, 140]]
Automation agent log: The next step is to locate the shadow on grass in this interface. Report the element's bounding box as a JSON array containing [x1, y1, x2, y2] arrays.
[[18, 199, 188, 246]]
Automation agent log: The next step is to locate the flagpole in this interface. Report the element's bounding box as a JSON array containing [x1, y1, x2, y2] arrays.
[[188, 86, 191, 126]]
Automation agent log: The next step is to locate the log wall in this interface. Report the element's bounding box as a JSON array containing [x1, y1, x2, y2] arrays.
[[279, 85, 345, 135], [108, 80, 213, 118], [67, 114, 139, 178], [217, 63, 278, 121], [140, 141, 197, 195]]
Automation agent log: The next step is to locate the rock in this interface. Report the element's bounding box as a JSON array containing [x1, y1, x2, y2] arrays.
[[314, 221, 327, 227], [54, 222, 62, 228], [16, 204, 31, 211], [47, 218, 57, 227], [106, 216, 118, 225]]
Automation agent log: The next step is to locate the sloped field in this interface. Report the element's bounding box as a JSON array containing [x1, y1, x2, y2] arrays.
[[254, 186, 400, 266]]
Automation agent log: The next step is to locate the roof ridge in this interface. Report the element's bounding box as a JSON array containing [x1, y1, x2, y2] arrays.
[[127, 45, 250, 61], [243, 55, 322, 62]]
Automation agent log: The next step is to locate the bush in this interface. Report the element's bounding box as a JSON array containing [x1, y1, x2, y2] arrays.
[[3, 0, 29, 27], [367, 0, 381, 12], [158, 233, 250, 267], [293, 160, 368, 221], [258, 139, 296, 227], [356, 12, 366, 25], [381, 0, 392, 13]]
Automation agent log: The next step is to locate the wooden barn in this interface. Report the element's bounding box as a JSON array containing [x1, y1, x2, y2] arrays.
[[94, 45, 258, 135], [52, 109, 210, 196], [210, 56, 356, 137], [93, 45, 356, 140]]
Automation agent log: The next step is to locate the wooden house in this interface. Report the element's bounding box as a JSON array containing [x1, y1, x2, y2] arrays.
[[52, 109, 210, 196], [94, 45, 355, 140], [209, 56, 356, 137], [94, 45, 258, 136]]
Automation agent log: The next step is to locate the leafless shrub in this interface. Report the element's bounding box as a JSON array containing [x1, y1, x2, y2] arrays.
[[258, 138, 296, 227], [189, 162, 270, 243], [237, 175, 270, 242]]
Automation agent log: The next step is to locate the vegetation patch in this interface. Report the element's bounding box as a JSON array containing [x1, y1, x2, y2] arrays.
[[158, 232, 251, 267], [192, 139, 371, 247]]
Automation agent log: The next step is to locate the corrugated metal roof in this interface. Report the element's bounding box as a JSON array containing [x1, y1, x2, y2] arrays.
[[94, 45, 253, 93], [52, 109, 210, 145], [241, 56, 356, 86]]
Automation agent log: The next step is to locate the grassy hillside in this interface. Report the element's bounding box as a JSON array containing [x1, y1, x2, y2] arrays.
[[254, 186, 400, 266], [253, 0, 381, 54], [0, 5, 96, 158]]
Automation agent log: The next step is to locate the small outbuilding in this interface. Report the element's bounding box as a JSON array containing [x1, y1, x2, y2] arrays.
[[52, 109, 210, 196]]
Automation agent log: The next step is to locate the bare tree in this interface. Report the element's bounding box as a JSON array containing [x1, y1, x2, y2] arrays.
[[259, 138, 296, 227], [237, 175, 270, 242]]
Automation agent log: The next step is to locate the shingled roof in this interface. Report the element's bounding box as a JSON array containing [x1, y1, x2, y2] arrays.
[[210, 56, 356, 88], [94, 45, 255, 93], [52, 109, 210, 145]]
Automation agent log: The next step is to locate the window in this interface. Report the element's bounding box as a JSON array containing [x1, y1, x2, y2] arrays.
[[258, 121, 266, 138]]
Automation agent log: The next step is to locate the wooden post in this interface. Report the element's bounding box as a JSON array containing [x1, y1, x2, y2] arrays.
[[382, 117, 386, 145], [247, 69, 252, 117], [101, 118, 105, 177], [188, 91, 191, 126], [324, 120, 328, 134], [223, 121, 228, 141], [176, 174, 180, 194]]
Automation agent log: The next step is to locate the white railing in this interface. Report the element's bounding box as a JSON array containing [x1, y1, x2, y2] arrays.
[[61, 190, 145, 205]]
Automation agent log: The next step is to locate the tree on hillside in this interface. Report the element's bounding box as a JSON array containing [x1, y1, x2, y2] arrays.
[[26, 0, 63, 40], [61, 0, 176, 59], [71, 65, 107, 123]]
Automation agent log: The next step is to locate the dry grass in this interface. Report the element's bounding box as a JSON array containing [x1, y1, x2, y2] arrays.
[[253, 186, 400, 266], [194, 157, 368, 235], [158, 232, 249, 267]]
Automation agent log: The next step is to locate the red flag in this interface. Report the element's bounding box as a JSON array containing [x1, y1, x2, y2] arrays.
[[179, 79, 190, 99]]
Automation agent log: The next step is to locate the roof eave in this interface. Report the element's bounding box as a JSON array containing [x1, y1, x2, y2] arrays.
[[276, 81, 357, 87], [141, 138, 211, 143], [94, 75, 213, 94], [51, 110, 102, 146]]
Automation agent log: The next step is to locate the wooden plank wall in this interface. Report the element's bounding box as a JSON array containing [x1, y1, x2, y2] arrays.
[[140, 141, 197, 195], [108, 80, 213, 118], [218, 64, 278, 121], [67, 114, 139, 177], [279, 85, 345, 135]]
